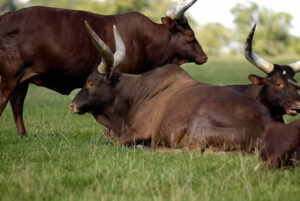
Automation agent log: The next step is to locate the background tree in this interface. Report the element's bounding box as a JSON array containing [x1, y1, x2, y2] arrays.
[[73, 0, 174, 23], [197, 23, 231, 56], [0, 0, 18, 14], [25, 0, 81, 9], [24, 0, 174, 23], [231, 2, 293, 56]]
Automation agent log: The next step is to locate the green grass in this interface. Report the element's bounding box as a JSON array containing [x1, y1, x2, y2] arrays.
[[1, 57, 300, 201]]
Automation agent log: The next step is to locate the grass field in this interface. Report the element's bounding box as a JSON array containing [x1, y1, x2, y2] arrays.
[[1, 57, 300, 201]]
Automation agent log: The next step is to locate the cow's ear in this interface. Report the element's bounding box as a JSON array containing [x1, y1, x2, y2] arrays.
[[248, 74, 264, 85], [161, 17, 176, 31]]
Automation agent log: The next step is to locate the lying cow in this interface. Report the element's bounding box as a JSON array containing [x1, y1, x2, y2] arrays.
[[228, 25, 300, 122], [70, 24, 274, 152], [260, 119, 300, 168], [0, 0, 207, 137]]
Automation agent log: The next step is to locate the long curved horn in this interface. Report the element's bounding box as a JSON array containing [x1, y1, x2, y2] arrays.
[[289, 61, 300, 73], [112, 25, 126, 72], [166, 0, 197, 22], [288, 79, 300, 90], [85, 21, 114, 74], [244, 24, 274, 74]]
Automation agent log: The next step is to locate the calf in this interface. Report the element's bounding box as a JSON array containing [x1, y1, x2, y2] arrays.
[[71, 24, 274, 152]]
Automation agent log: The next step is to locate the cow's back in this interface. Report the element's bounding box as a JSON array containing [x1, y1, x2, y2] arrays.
[[127, 65, 197, 145], [0, 7, 108, 93], [0, 7, 153, 94]]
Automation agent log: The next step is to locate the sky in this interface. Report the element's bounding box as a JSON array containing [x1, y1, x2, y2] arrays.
[[188, 0, 300, 36]]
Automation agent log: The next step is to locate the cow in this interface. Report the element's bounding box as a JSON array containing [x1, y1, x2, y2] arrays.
[[259, 119, 300, 168], [70, 24, 274, 152], [227, 24, 300, 122], [0, 0, 207, 137]]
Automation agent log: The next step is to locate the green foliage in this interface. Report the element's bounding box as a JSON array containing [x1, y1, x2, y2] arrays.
[[140, 0, 175, 23], [197, 23, 231, 56], [25, 0, 81, 9], [0, 0, 17, 14], [81, 0, 149, 14], [231, 2, 294, 56], [231, 2, 259, 35], [1, 58, 300, 201], [24, 0, 174, 23], [288, 36, 300, 55], [73, 0, 174, 23]]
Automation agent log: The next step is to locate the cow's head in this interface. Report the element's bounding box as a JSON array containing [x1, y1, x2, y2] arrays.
[[70, 22, 125, 115], [161, 0, 207, 65], [244, 24, 300, 116]]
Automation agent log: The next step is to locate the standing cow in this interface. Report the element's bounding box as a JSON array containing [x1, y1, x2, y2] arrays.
[[71, 24, 274, 152], [0, 0, 207, 137], [228, 25, 300, 122], [260, 119, 300, 168]]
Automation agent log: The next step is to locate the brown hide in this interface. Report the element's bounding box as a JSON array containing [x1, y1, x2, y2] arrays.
[[71, 65, 273, 152], [260, 120, 300, 168], [227, 65, 300, 122], [228, 24, 300, 122], [0, 6, 207, 137]]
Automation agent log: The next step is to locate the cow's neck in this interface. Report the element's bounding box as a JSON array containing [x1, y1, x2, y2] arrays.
[[227, 84, 284, 121], [103, 66, 194, 136], [256, 87, 285, 122], [242, 84, 284, 121], [97, 74, 134, 137], [228, 84, 263, 101], [143, 24, 177, 68], [243, 84, 264, 100]]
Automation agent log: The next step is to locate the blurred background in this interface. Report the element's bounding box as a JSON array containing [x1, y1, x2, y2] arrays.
[[0, 0, 299, 59], [0, 4, 299, 198]]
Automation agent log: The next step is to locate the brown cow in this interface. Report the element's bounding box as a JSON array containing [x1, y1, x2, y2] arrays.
[[260, 119, 300, 168], [0, 0, 207, 137], [70, 24, 274, 152], [228, 25, 300, 122]]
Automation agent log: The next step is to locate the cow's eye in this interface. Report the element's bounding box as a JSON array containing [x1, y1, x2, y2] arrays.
[[185, 34, 194, 43], [87, 81, 95, 88]]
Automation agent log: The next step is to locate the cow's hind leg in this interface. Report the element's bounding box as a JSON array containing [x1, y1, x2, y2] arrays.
[[184, 126, 257, 152], [10, 82, 29, 137]]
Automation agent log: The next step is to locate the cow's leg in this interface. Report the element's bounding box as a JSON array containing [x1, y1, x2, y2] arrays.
[[115, 130, 149, 146], [184, 125, 258, 152], [0, 77, 18, 116], [10, 82, 29, 137], [184, 97, 268, 152]]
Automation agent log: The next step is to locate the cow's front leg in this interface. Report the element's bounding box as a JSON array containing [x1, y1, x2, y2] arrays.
[[114, 130, 149, 146]]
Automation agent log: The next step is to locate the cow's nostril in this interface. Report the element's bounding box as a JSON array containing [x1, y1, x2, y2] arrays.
[[196, 56, 208, 64], [201, 55, 208, 63], [204, 56, 208, 63], [70, 103, 81, 113], [69, 103, 74, 110]]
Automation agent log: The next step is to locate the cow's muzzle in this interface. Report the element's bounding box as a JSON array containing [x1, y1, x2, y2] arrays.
[[69, 103, 83, 114], [195, 55, 208, 65], [286, 101, 300, 116]]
